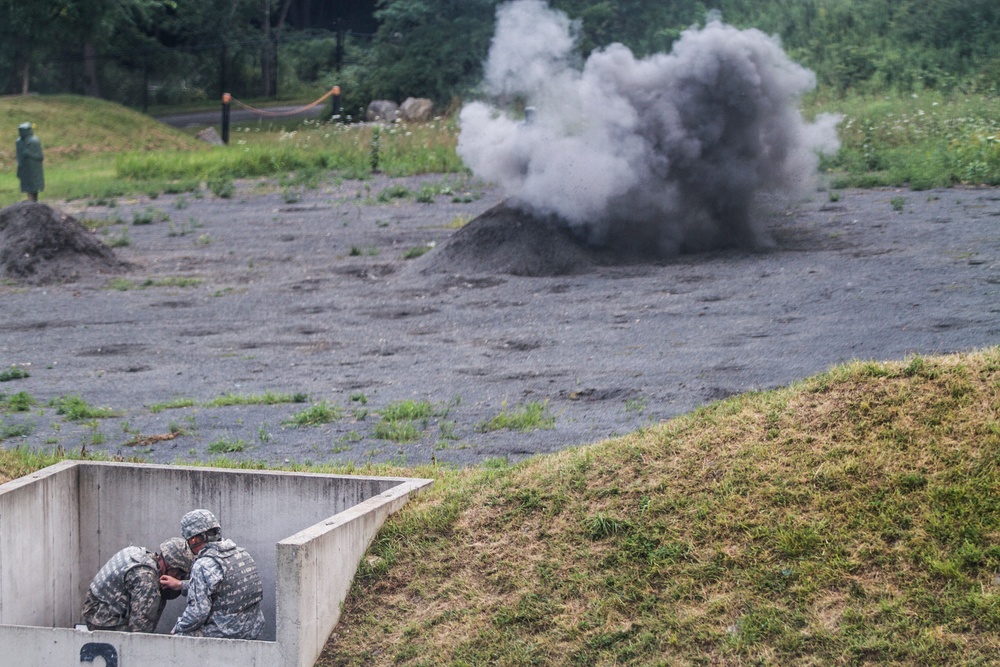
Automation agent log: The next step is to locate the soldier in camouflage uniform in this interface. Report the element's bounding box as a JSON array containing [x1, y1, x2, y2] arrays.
[[166, 508, 265, 639], [82, 537, 194, 632]]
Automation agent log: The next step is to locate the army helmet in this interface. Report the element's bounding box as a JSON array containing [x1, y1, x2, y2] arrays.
[[159, 536, 195, 573], [181, 508, 221, 540]]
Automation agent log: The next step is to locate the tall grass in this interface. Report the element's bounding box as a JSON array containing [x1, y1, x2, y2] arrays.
[[115, 119, 464, 185], [808, 92, 1000, 189], [2, 91, 1000, 206]]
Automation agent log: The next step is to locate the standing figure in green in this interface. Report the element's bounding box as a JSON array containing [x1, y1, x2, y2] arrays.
[[16, 122, 44, 201]]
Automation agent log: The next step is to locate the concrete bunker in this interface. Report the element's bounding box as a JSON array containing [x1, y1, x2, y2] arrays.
[[0, 460, 431, 666]]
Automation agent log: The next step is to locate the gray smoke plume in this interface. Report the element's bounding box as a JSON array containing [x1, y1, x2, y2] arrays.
[[457, 0, 841, 256]]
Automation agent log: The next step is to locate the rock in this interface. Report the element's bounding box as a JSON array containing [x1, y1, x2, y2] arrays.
[[0, 202, 133, 284], [366, 100, 399, 122], [416, 202, 605, 277], [400, 97, 434, 122], [195, 127, 224, 145]]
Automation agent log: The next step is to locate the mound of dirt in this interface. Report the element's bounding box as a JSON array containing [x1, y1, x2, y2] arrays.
[[0, 202, 132, 284], [417, 202, 607, 277]]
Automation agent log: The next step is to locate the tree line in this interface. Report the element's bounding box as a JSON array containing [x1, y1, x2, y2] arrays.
[[1, 0, 997, 112]]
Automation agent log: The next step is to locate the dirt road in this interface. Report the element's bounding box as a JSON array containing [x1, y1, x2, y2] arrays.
[[1, 177, 998, 468]]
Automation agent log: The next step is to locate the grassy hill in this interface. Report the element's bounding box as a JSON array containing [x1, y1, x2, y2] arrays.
[[0, 94, 202, 169], [0, 94, 206, 204], [314, 349, 1000, 666]]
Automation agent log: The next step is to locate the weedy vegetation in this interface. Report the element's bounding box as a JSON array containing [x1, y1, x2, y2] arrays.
[[477, 400, 556, 432], [204, 391, 308, 408], [810, 92, 1000, 189], [283, 401, 344, 427], [49, 395, 120, 420], [0, 367, 30, 382], [106, 276, 202, 291], [207, 437, 248, 454]]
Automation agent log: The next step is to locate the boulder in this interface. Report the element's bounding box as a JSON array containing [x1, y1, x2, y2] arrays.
[[366, 100, 399, 122], [400, 97, 434, 122], [195, 127, 224, 145]]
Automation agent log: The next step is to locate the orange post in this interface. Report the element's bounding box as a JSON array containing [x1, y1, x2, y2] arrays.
[[331, 86, 342, 121], [221, 92, 232, 144]]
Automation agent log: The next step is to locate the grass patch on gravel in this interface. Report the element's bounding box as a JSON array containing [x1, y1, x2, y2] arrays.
[[49, 395, 121, 420], [0, 367, 30, 382], [283, 401, 343, 427], [106, 277, 202, 291], [476, 400, 555, 432], [204, 391, 307, 408]]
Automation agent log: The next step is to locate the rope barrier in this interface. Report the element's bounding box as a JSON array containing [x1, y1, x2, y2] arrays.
[[227, 86, 339, 117]]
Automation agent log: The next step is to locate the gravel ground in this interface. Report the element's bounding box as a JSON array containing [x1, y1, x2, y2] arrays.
[[1, 176, 999, 468]]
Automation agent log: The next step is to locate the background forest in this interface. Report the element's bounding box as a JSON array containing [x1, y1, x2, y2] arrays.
[[1, 0, 998, 113]]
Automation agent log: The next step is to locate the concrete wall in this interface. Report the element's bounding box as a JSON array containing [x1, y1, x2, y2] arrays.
[[277, 482, 426, 667], [0, 461, 431, 667], [0, 461, 81, 628]]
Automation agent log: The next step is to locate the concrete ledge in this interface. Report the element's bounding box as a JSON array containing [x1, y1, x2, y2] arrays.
[[0, 461, 431, 667]]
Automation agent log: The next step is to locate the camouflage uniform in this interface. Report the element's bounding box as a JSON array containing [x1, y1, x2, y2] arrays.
[[172, 538, 264, 639], [82, 546, 165, 633]]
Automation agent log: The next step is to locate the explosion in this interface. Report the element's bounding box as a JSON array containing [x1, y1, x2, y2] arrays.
[[458, 1, 840, 257]]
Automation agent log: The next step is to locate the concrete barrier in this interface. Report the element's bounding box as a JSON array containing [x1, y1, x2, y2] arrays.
[[0, 460, 431, 667]]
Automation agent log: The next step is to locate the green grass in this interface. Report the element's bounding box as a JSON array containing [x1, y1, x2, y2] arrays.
[[0, 96, 463, 204], [283, 401, 344, 427], [807, 91, 1000, 189], [379, 400, 436, 421], [207, 437, 248, 454], [48, 395, 120, 420], [148, 398, 197, 413], [2, 391, 35, 412], [371, 400, 440, 442], [5, 91, 998, 205], [402, 244, 434, 259], [132, 206, 171, 225], [0, 95, 205, 205], [106, 276, 202, 291], [203, 391, 306, 408], [0, 419, 34, 440], [0, 367, 30, 382], [477, 401, 555, 432]]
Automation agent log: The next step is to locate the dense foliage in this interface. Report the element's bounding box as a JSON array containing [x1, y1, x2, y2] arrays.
[[1, 1, 998, 109]]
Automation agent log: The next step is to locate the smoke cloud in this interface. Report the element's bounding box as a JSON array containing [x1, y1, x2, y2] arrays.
[[457, 0, 841, 256]]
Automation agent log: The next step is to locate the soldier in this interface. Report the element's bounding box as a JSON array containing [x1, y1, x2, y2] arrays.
[[166, 508, 265, 639], [15, 122, 44, 201], [82, 537, 194, 633]]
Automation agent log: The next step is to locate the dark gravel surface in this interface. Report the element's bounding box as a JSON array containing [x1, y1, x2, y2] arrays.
[[2, 176, 999, 468]]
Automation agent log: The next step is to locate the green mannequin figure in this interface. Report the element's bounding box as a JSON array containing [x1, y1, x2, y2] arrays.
[[16, 122, 44, 202]]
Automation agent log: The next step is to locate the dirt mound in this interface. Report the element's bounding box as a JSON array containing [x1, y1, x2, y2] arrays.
[[417, 202, 607, 277], [0, 202, 132, 284]]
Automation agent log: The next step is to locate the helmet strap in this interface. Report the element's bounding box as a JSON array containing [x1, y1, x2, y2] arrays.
[[156, 554, 167, 577], [187, 534, 207, 555]]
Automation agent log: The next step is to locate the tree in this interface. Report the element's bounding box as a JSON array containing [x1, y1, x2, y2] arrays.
[[0, 1, 62, 94], [371, 0, 496, 104]]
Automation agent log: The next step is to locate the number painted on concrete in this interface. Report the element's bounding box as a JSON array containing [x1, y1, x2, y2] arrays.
[[80, 642, 118, 667]]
